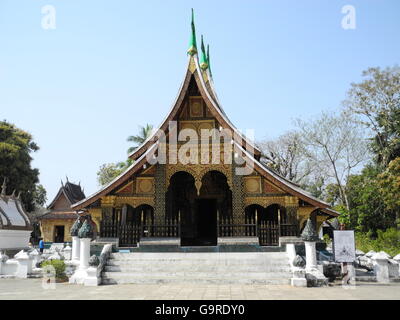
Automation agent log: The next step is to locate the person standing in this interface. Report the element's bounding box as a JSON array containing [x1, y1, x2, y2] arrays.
[[39, 238, 44, 253]]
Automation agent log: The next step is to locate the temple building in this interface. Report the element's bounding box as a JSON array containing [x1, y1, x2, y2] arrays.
[[40, 180, 86, 243], [72, 11, 338, 247], [0, 180, 32, 250]]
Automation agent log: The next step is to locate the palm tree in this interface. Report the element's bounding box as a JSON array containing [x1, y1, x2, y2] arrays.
[[127, 124, 153, 154]]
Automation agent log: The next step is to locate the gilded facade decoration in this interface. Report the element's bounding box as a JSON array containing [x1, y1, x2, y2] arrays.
[[232, 164, 245, 224], [101, 196, 117, 207], [244, 196, 286, 208], [135, 177, 155, 194], [154, 164, 166, 224], [179, 119, 215, 137], [189, 97, 204, 117], [114, 196, 155, 208], [189, 57, 196, 73], [244, 176, 262, 194], [166, 163, 232, 194], [115, 181, 133, 194]]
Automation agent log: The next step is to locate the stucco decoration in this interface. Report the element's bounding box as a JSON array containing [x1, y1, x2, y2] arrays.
[[70, 217, 83, 236], [89, 255, 100, 267], [301, 218, 319, 242], [293, 255, 306, 268], [78, 216, 94, 239]]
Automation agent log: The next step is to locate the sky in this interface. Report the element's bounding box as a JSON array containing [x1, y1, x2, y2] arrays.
[[0, 0, 399, 204]]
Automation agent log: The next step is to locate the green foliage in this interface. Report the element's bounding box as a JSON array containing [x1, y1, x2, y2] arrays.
[[322, 234, 331, 246], [0, 120, 44, 212], [378, 157, 400, 228], [344, 66, 400, 167], [127, 124, 153, 154], [97, 162, 127, 186], [345, 164, 397, 235], [32, 184, 47, 206], [355, 228, 400, 257], [41, 259, 66, 279], [97, 124, 153, 186]]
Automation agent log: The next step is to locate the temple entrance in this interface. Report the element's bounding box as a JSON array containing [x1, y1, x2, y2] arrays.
[[166, 170, 232, 246], [54, 225, 64, 243], [195, 199, 217, 246]]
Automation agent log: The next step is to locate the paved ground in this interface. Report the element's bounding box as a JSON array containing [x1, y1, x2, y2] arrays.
[[0, 279, 400, 299]]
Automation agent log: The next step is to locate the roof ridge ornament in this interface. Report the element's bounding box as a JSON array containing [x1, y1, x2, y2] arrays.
[[199, 35, 208, 70], [187, 8, 197, 56]]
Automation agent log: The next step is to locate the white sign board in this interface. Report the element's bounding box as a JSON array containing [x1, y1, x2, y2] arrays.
[[333, 230, 356, 263]]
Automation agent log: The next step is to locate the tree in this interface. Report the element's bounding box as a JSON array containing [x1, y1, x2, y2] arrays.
[[346, 164, 395, 235], [378, 157, 400, 228], [97, 162, 126, 186], [295, 111, 369, 210], [127, 124, 154, 154], [0, 120, 43, 212], [343, 66, 400, 167], [32, 184, 47, 207], [259, 131, 312, 184], [97, 124, 154, 186]]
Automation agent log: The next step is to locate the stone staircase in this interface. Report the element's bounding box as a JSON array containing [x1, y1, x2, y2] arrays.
[[102, 252, 292, 285]]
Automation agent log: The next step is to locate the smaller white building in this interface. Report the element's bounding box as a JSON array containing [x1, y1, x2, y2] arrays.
[[0, 180, 32, 250]]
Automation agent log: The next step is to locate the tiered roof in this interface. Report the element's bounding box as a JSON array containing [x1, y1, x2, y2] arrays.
[[72, 11, 339, 217], [0, 179, 31, 230], [41, 180, 86, 220]]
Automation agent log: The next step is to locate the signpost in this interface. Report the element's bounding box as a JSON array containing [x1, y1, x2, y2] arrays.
[[333, 226, 356, 286], [333, 230, 356, 263]]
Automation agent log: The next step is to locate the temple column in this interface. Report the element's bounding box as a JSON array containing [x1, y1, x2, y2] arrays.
[[231, 163, 245, 225], [154, 164, 166, 224]]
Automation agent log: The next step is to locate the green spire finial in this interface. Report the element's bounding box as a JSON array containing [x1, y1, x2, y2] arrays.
[[199, 35, 208, 70], [207, 44, 212, 76], [187, 9, 197, 56]]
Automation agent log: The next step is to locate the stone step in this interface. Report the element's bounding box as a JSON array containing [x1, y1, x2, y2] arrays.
[[101, 277, 291, 285], [104, 265, 291, 273], [107, 257, 289, 265], [109, 252, 288, 261], [103, 271, 291, 279]]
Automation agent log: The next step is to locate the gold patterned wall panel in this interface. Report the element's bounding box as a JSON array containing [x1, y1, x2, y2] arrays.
[[115, 196, 155, 208], [189, 97, 204, 117], [244, 176, 262, 194], [115, 181, 133, 194], [135, 177, 155, 194], [179, 120, 216, 138], [244, 196, 286, 208], [101, 196, 117, 207], [166, 164, 233, 194], [263, 179, 285, 193]]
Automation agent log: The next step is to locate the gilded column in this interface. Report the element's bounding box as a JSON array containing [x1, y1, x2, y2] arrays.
[[231, 163, 245, 225], [154, 164, 166, 224]]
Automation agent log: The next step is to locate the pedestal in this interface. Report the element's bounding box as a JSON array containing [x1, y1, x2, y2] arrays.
[[372, 253, 389, 283], [84, 267, 100, 286], [304, 241, 317, 270], [15, 251, 30, 278], [69, 237, 90, 284], [71, 236, 80, 263]]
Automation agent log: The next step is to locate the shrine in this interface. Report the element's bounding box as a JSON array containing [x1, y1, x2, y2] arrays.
[[72, 10, 338, 248]]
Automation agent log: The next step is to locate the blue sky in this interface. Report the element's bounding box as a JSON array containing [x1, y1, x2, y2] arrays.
[[0, 0, 399, 203]]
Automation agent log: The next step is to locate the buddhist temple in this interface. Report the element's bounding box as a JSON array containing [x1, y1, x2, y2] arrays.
[[0, 179, 32, 250], [40, 179, 86, 243], [72, 10, 339, 248]]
